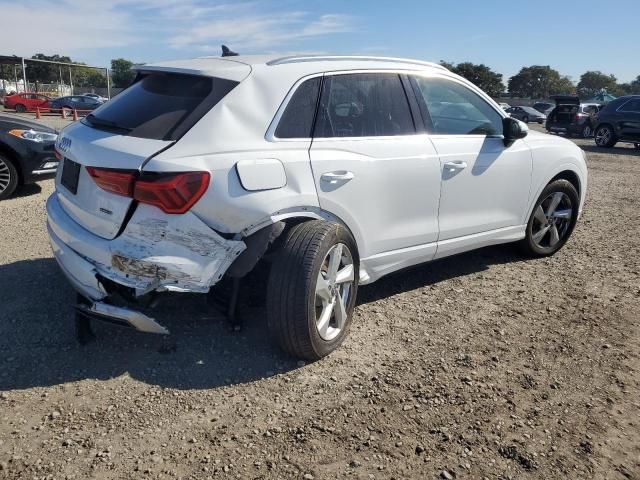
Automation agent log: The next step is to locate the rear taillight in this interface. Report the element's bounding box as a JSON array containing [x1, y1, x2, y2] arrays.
[[86, 167, 136, 196], [134, 172, 210, 214], [86, 167, 210, 214]]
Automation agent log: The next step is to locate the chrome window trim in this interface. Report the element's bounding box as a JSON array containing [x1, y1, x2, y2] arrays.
[[616, 98, 640, 114]]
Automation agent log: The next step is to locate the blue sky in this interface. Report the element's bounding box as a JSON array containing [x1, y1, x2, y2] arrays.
[[2, 0, 638, 83]]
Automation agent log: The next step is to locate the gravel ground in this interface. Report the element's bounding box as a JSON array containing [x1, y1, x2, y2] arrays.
[[0, 128, 638, 480]]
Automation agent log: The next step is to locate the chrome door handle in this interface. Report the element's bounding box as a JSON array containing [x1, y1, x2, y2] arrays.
[[443, 161, 468, 171], [320, 171, 355, 184]]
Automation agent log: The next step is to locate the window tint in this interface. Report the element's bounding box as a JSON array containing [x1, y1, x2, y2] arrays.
[[84, 73, 239, 141], [275, 77, 321, 138], [619, 99, 640, 112], [314, 73, 415, 138], [412, 77, 503, 136]]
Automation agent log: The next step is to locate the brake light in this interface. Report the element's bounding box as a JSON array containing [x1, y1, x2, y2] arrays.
[[134, 172, 210, 214], [86, 167, 209, 214], [86, 167, 136, 196]]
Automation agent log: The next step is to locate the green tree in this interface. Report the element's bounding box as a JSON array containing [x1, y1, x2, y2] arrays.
[[447, 62, 504, 97], [111, 58, 135, 87], [618, 75, 640, 95], [508, 65, 574, 98], [577, 71, 619, 97], [29, 53, 72, 83], [72, 67, 108, 88]]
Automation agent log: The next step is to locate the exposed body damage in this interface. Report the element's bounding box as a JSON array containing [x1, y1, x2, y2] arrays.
[[47, 193, 246, 333]]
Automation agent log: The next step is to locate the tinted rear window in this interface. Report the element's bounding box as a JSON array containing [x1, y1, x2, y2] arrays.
[[83, 73, 239, 140]]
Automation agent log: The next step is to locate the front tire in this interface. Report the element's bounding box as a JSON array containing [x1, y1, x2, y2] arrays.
[[15, 103, 26, 113], [522, 116, 529, 124], [0, 154, 19, 200], [267, 221, 359, 360], [519, 179, 579, 257], [594, 124, 617, 148]]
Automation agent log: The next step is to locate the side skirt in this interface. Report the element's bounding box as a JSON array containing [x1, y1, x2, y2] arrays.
[[359, 225, 526, 285]]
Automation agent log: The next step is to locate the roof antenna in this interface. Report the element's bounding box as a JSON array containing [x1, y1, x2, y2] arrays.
[[221, 45, 239, 57]]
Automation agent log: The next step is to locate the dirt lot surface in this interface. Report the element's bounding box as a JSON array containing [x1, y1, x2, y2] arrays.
[[0, 125, 638, 480]]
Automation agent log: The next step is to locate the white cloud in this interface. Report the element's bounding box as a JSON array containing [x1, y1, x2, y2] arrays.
[[0, 0, 354, 63], [168, 12, 354, 51]]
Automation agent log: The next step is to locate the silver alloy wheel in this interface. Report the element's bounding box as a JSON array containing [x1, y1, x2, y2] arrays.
[[595, 126, 611, 146], [531, 192, 573, 249], [314, 243, 355, 341], [582, 125, 592, 138], [0, 157, 12, 194]]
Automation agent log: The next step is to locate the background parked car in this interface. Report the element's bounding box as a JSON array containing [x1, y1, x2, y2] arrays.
[[83, 93, 108, 103], [3, 93, 51, 112], [49, 95, 103, 114], [498, 102, 510, 110], [546, 96, 602, 138], [593, 95, 640, 149], [506, 105, 546, 124], [532, 101, 555, 114], [0, 112, 58, 199]]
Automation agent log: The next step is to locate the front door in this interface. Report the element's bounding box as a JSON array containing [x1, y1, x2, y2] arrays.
[[309, 72, 442, 260], [410, 74, 533, 242]]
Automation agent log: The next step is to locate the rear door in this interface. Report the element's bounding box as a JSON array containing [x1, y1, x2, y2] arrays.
[[410, 74, 532, 244], [309, 72, 441, 259], [616, 98, 640, 141]]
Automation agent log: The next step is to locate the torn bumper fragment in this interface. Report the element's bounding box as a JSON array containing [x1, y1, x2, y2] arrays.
[[47, 193, 246, 303]]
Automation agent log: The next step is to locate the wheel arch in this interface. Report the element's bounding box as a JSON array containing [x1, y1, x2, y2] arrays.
[[242, 207, 363, 256], [551, 169, 581, 198], [0, 142, 24, 184]]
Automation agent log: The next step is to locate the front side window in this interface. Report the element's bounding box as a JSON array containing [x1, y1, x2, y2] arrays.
[[314, 73, 415, 138], [275, 77, 321, 139], [412, 76, 503, 136]]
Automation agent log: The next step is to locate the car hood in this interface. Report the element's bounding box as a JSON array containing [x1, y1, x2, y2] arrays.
[[0, 113, 57, 133]]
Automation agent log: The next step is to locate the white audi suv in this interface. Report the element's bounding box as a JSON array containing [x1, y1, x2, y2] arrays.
[[47, 55, 587, 359]]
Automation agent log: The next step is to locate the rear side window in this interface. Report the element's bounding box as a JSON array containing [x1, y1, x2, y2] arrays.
[[314, 73, 415, 138], [84, 73, 239, 140], [412, 76, 503, 136], [619, 99, 640, 113], [275, 77, 321, 138]]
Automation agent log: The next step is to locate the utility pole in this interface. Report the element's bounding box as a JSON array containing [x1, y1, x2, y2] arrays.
[[21, 57, 27, 93], [106, 68, 111, 99]]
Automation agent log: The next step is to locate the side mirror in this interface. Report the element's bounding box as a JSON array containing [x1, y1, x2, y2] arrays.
[[503, 116, 528, 146]]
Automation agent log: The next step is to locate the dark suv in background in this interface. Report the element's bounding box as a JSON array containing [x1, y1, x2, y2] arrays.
[[593, 95, 640, 149], [546, 96, 602, 138]]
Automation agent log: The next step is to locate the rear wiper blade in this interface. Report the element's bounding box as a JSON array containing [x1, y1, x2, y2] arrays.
[[84, 114, 132, 132]]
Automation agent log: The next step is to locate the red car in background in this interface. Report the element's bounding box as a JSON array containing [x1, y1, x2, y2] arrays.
[[4, 93, 50, 112]]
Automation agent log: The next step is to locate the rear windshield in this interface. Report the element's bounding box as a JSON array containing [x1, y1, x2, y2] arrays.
[[82, 72, 239, 141]]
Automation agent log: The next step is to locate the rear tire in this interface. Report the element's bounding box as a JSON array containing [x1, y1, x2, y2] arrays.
[[581, 124, 593, 138], [15, 103, 26, 113], [519, 179, 579, 257], [266, 220, 359, 360], [0, 154, 19, 200], [594, 124, 617, 148], [522, 116, 529, 124]]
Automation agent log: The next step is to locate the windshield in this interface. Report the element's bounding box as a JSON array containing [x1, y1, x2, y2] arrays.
[[83, 72, 239, 141]]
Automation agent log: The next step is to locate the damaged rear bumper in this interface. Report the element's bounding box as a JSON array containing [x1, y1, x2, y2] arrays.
[[47, 193, 246, 331]]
